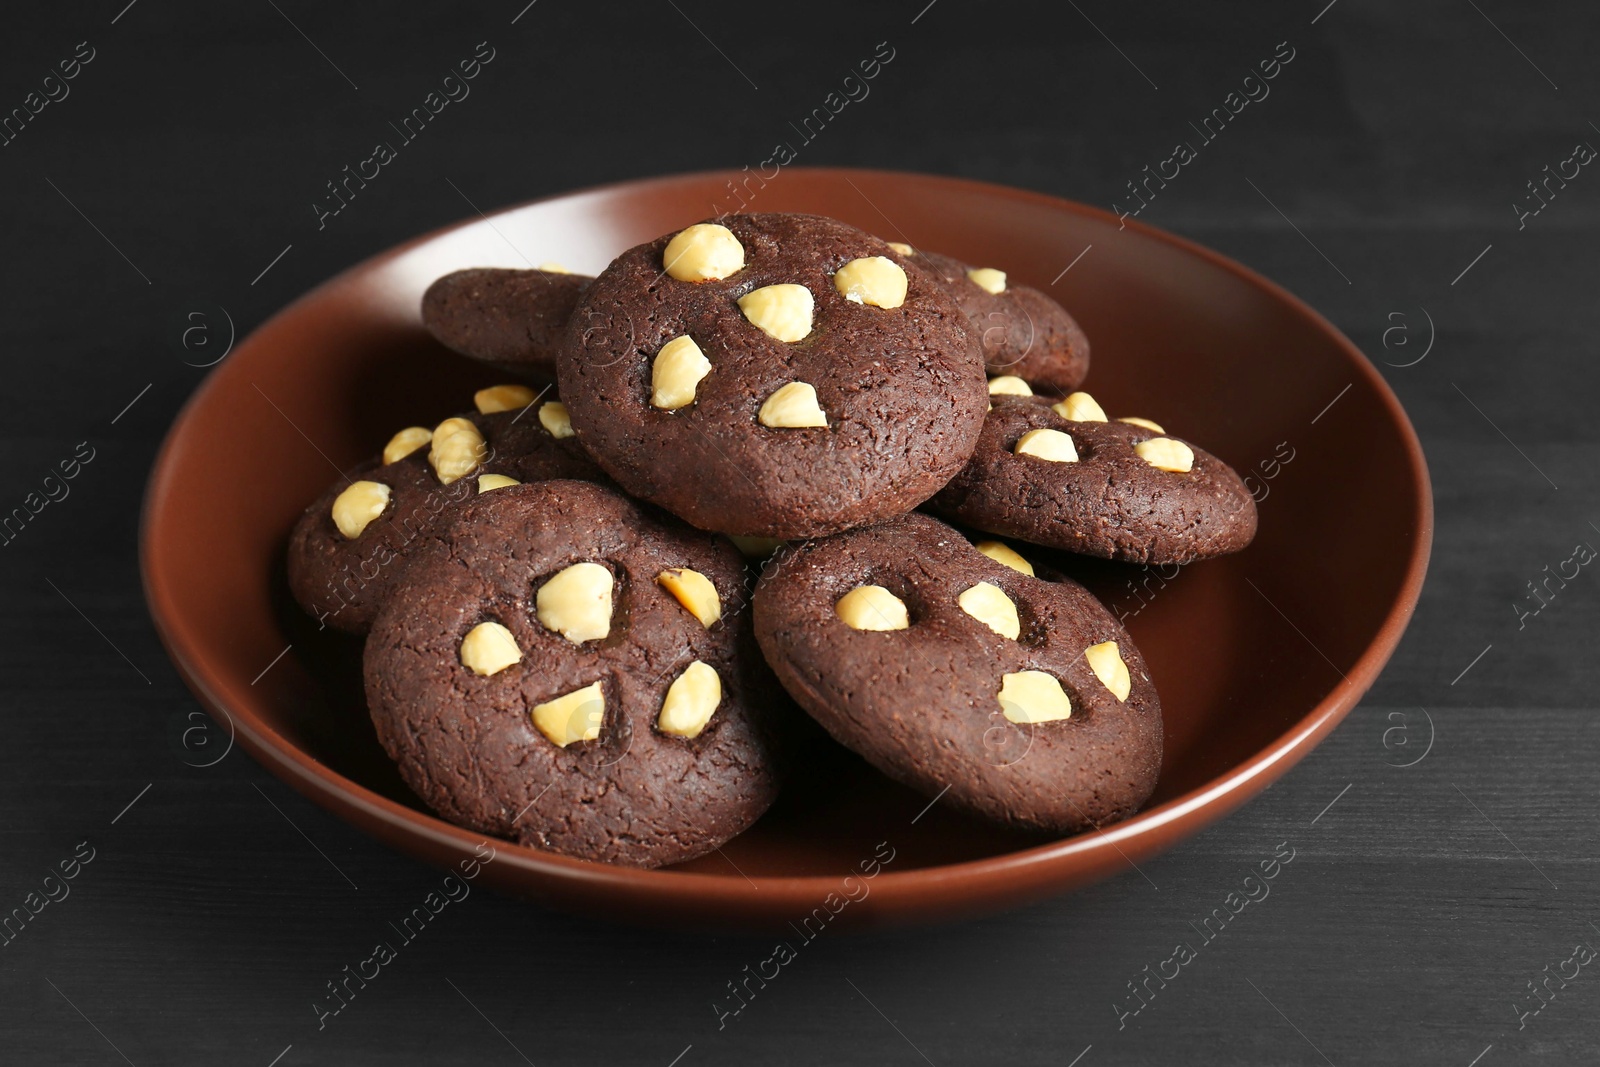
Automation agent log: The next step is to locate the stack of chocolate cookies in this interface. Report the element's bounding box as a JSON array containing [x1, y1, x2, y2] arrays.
[[287, 212, 1257, 868]]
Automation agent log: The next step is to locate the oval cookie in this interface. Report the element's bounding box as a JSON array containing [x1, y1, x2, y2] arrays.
[[753, 514, 1162, 833], [913, 249, 1090, 392], [556, 213, 988, 539], [422, 267, 591, 383], [287, 396, 603, 634], [364, 480, 784, 868], [929, 395, 1257, 564]]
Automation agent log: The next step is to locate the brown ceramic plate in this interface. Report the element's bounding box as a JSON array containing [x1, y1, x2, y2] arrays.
[[140, 168, 1431, 929]]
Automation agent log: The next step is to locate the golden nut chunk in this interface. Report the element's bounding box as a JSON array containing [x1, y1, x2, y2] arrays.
[[833, 256, 908, 309], [886, 241, 915, 256], [1135, 437, 1195, 473], [657, 567, 721, 627], [1118, 416, 1166, 433], [835, 585, 909, 631], [474, 383, 537, 414], [967, 267, 1007, 294], [730, 535, 786, 559], [536, 261, 570, 273], [998, 670, 1072, 724], [957, 582, 1021, 640], [987, 376, 1033, 397], [535, 562, 614, 644], [1053, 391, 1108, 422], [975, 540, 1035, 576], [429, 417, 487, 484], [382, 426, 432, 465], [663, 223, 745, 282], [331, 480, 391, 539], [1015, 427, 1079, 463], [538, 401, 575, 439], [738, 283, 814, 342], [657, 660, 722, 739], [476, 474, 520, 493], [1084, 640, 1131, 702], [651, 335, 712, 410], [531, 681, 604, 747], [758, 381, 828, 428], [459, 621, 521, 677]]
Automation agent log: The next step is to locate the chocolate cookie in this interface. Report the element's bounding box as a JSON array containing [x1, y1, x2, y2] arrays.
[[422, 267, 590, 383], [556, 213, 988, 539], [364, 479, 784, 868], [753, 513, 1162, 833], [287, 390, 603, 634], [911, 248, 1090, 392], [929, 393, 1257, 565]]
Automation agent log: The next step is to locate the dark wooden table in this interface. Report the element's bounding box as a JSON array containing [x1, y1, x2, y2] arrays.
[[4, 1, 1595, 1062]]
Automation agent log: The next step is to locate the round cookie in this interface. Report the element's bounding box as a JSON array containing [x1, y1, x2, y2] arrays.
[[287, 394, 603, 634], [753, 514, 1162, 834], [364, 479, 784, 868], [422, 267, 590, 383], [929, 394, 1257, 565], [911, 249, 1091, 392], [556, 213, 988, 539]]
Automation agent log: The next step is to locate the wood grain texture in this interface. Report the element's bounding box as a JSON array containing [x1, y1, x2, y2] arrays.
[[2, 0, 1597, 1062]]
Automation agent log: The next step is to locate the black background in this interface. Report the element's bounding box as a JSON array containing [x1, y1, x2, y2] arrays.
[[3, 0, 1598, 1063]]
